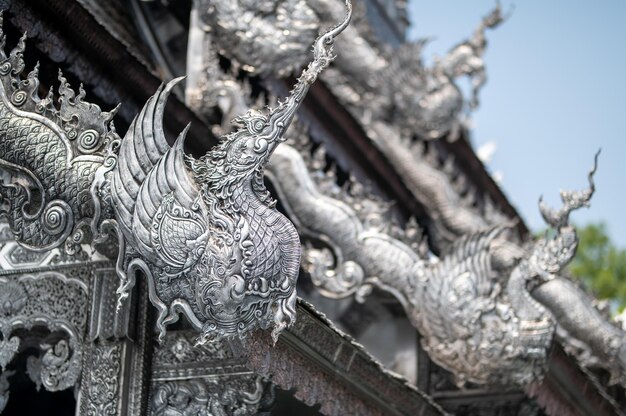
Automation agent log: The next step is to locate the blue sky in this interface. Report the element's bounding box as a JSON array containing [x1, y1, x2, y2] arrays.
[[406, 1, 626, 247]]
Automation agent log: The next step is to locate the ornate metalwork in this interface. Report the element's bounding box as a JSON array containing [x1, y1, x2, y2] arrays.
[[152, 331, 231, 372], [82, 342, 123, 416], [151, 377, 265, 416], [109, 2, 352, 343], [240, 302, 447, 416], [0, 212, 118, 410], [195, 1, 504, 140], [151, 330, 272, 415], [268, 137, 619, 387], [533, 276, 626, 386], [0, 13, 120, 255], [0, 271, 88, 391], [0, 15, 150, 408]]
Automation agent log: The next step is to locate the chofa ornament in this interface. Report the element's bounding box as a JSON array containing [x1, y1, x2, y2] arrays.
[[269, 135, 616, 387], [108, 1, 352, 342]]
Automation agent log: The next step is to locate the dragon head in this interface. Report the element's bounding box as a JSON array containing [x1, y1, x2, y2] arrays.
[[200, 104, 298, 190], [196, 1, 352, 194]]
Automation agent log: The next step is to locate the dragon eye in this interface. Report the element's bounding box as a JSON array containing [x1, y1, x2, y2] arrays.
[[254, 138, 268, 153], [247, 117, 265, 134]]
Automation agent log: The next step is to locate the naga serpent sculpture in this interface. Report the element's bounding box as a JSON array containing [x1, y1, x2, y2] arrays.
[[107, 0, 352, 343], [268, 143, 626, 387], [268, 143, 550, 386]]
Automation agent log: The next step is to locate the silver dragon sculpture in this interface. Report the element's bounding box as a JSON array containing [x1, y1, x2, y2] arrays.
[[193, 0, 505, 140], [268, 141, 549, 386], [378, 4, 509, 140], [267, 137, 626, 387], [0, 4, 353, 344]]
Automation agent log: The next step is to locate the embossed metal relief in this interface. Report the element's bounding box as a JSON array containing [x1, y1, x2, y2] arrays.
[[241, 302, 447, 416], [151, 330, 271, 415], [268, 134, 618, 387], [353, 3, 507, 140], [0, 270, 88, 391], [369, 122, 502, 246], [195, 0, 504, 141], [108, 2, 351, 343], [79, 341, 124, 416], [0, 14, 120, 255], [151, 377, 265, 416]]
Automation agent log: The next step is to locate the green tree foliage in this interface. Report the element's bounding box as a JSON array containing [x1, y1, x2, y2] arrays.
[[568, 223, 626, 312]]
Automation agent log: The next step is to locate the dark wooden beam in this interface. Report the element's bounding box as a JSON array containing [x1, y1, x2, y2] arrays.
[[301, 78, 431, 225], [438, 131, 530, 237]]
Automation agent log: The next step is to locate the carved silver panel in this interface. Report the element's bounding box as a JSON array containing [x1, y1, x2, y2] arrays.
[[151, 331, 268, 416], [82, 342, 123, 416], [151, 377, 265, 416], [0, 270, 88, 391]]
